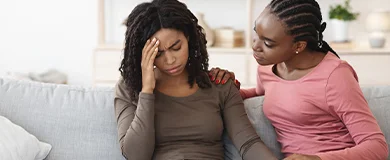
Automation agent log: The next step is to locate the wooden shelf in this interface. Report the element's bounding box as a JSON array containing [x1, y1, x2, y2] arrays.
[[329, 42, 390, 55], [207, 47, 251, 53], [95, 44, 390, 55], [336, 48, 390, 55], [95, 44, 251, 53], [95, 44, 123, 51], [94, 0, 390, 87]]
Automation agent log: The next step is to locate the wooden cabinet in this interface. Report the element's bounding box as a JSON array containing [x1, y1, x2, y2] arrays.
[[94, 0, 390, 87], [339, 51, 390, 86], [93, 48, 122, 87], [93, 46, 390, 87]]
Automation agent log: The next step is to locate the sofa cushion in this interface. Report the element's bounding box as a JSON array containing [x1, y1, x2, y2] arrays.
[[222, 95, 284, 160], [0, 78, 124, 160], [244, 96, 284, 159], [361, 86, 390, 159], [0, 115, 52, 160]]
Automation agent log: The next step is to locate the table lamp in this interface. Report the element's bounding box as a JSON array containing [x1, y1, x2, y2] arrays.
[[366, 10, 390, 48]]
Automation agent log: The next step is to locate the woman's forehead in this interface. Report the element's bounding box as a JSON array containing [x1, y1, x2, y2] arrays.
[[255, 10, 286, 39]]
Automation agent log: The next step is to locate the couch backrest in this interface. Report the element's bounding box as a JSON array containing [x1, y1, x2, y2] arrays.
[[0, 78, 125, 160], [361, 86, 390, 160]]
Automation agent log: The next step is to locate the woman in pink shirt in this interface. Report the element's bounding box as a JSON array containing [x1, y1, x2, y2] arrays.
[[210, 0, 388, 159]]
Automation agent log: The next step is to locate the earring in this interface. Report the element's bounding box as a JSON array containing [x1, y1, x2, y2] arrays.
[[295, 51, 299, 54]]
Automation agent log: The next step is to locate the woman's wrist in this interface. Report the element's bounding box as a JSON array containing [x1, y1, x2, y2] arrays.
[[141, 88, 154, 94]]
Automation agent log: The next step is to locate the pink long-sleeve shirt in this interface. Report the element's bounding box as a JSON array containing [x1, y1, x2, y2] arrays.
[[240, 53, 388, 160]]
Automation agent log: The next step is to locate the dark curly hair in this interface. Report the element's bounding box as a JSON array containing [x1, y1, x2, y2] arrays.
[[119, 0, 211, 101], [268, 0, 339, 57]]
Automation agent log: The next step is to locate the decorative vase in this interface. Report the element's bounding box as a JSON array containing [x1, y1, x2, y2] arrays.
[[331, 19, 349, 42], [366, 10, 390, 48], [195, 12, 215, 47], [369, 32, 386, 48]]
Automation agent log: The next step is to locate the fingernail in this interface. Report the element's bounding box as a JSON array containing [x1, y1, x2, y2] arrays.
[[221, 80, 226, 84], [152, 37, 156, 42], [235, 79, 241, 85], [216, 80, 220, 84], [212, 77, 216, 81]]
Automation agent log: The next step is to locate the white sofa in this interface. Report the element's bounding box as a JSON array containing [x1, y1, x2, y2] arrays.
[[1, 78, 389, 159]]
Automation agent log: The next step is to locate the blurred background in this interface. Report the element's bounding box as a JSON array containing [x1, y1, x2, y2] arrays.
[[1, 0, 389, 87]]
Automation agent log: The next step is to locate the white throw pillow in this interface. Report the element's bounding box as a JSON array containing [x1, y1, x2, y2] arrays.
[[0, 116, 52, 160]]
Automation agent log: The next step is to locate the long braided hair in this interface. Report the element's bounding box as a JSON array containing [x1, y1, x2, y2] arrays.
[[268, 0, 339, 57], [119, 0, 211, 101]]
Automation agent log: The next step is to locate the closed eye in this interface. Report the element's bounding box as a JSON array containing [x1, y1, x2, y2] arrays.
[[264, 41, 272, 47], [172, 47, 181, 51]]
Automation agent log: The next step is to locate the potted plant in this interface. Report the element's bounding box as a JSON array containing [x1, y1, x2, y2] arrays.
[[329, 0, 359, 42]]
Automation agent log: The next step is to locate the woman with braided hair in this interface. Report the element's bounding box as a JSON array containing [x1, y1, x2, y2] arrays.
[[211, 0, 389, 159], [114, 0, 278, 159]]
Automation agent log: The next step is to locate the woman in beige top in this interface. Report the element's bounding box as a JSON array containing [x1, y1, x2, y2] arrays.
[[114, 0, 277, 159]]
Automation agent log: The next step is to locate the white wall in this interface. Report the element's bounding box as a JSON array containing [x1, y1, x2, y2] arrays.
[[0, 0, 98, 86]]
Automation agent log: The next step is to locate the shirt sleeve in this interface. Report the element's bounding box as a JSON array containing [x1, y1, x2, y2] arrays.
[[223, 80, 278, 160], [240, 65, 265, 99], [239, 88, 257, 100], [317, 62, 388, 160], [114, 79, 156, 160]]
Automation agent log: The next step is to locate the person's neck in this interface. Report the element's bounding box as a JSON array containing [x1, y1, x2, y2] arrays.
[[282, 50, 325, 72], [155, 70, 189, 88]]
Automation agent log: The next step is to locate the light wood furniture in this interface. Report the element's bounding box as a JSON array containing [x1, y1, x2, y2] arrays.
[[93, 0, 390, 87], [93, 45, 390, 87]]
